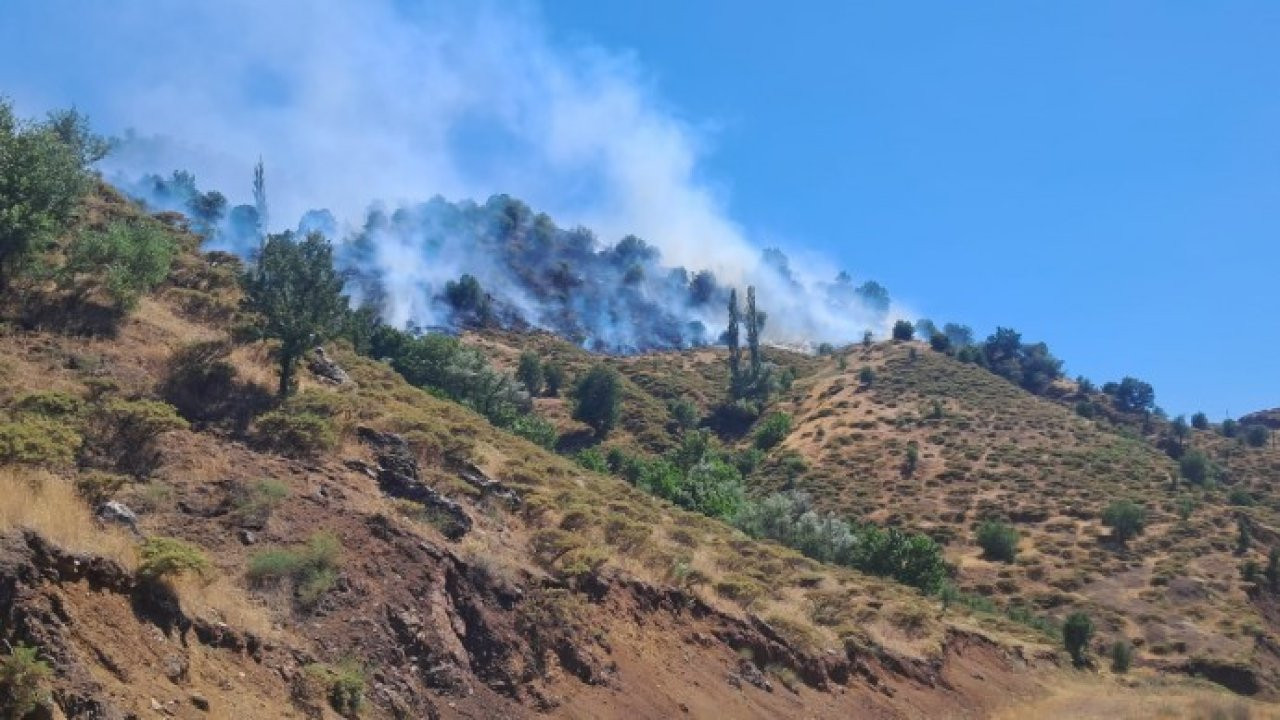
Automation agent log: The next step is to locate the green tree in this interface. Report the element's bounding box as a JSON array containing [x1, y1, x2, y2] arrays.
[[1101, 500, 1146, 544], [1190, 412, 1209, 430], [1237, 516, 1252, 555], [0, 100, 103, 288], [725, 288, 743, 391], [1244, 424, 1270, 448], [573, 364, 622, 436], [1179, 449, 1212, 486], [1110, 640, 1133, 673], [976, 520, 1019, 563], [858, 366, 875, 387], [543, 362, 565, 397], [929, 332, 952, 353], [516, 350, 544, 396], [892, 319, 914, 341], [243, 232, 347, 397], [1103, 377, 1155, 414], [753, 412, 792, 450], [60, 221, 176, 310], [1221, 418, 1239, 438], [668, 398, 699, 432], [745, 285, 764, 381], [1063, 611, 1094, 666]]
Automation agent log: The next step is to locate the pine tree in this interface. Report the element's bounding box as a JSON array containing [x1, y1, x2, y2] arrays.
[[252, 157, 269, 238], [746, 286, 762, 382]]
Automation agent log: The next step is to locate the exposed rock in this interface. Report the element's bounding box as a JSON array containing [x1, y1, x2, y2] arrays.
[[457, 462, 521, 508], [307, 346, 352, 386], [355, 427, 472, 539], [95, 501, 141, 537]]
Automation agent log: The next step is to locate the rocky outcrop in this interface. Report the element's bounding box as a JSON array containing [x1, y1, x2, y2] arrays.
[[307, 345, 352, 386], [352, 427, 473, 538]]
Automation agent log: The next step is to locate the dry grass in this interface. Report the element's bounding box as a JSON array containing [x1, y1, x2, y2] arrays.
[[992, 675, 1280, 720], [0, 466, 137, 569], [171, 573, 277, 639]]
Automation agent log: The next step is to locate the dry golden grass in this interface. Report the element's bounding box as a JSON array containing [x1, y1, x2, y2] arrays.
[[0, 467, 137, 569], [171, 573, 277, 639], [992, 675, 1280, 720]]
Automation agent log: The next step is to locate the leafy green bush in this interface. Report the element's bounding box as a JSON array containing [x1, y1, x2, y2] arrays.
[[253, 410, 336, 458], [0, 643, 51, 719], [1221, 418, 1239, 438], [0, 101, 103, 285], [12, 390, 84, 418], [305, 661, 365, 718], [543, 362, 566, 397], [511, 414, 557, 449], [247, 532, 343, 609], [91, 399, 188, 476], [976, 521, 1019, 563], [1244, 424, 1270, 448], [516, 350, 543, 396], [858, 366, 875, 387], [1063, 611, 1094, 665], [753, 412, 792, 450], [139, 537, 211, 580], [573, 364, 622, 436], [1110, 639, 1133, 673], [59, 221, 177, 310], [1101, 500, 1146, 544], [892, 320, 914, 341], [1227, 488, 1255, 507], [667, 398, 699, 432], [1190, 412, 1209, 430], [575, 447, 609, 473], [0, 418, 80, 465], [1179, 449, 1212, 486]]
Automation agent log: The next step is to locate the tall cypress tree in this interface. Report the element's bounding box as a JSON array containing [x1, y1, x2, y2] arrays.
[[726, 288, 742, 393], [746, 285, 762, 382]]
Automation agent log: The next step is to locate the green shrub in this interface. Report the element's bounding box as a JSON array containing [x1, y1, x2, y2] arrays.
[[253, 410, 336, 458], [305, 661, 365, 718], [667, 398, 699, 432], [858, 366, 875, 387], [59, 221, 177, 311], [1190, 412, 1209, 430], [1101, 500, 1146, 544], [1063, 611, 1094, 665], [572, 364, 622, 436], [0, 643, 51, 719], [138, 537, 211, 580], [232, 479, 289, 524], [753, 412, 792, 450], [976, 520, 1019, 563], [575, 447, 609, 473], [0, 418, 80, 465], [892, 320, 915, 341], [511, 414, 557, 449], [543, 362, 565, 397], [1227, 488, 1255, 507], [515, 350, 544, 396], [1244, 424, 1270, 448], [12, 390, 84, 418], [1110, 639, 1134, 673], [247, 532, 343, 609], [1178, 449, 1212, 486], [1221, 418, 1238, 438], [92, 399, 188, 476]]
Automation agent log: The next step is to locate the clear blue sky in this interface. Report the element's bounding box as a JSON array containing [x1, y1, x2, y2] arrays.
[[540, 1, 1280, 418]]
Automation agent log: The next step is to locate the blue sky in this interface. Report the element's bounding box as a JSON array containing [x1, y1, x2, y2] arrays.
[[542, 2, 1280, 418], [2, 1, 1277, 417]]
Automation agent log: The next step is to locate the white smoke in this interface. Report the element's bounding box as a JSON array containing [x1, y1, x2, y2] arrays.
[[0, 0, 906, 346]]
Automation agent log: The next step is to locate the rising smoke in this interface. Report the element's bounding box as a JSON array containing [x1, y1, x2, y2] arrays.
[[0, 0, 907, 351]]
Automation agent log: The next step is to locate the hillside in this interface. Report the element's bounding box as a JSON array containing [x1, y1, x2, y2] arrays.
[[0, 180, 1273, 717], [0, 186, 1118, 719]]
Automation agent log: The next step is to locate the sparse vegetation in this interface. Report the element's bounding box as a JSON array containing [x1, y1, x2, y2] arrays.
[[753, 412, 792, 450], [138, 536, 211, 581], [1101, 500, 1146, 544], [247, 532, 344, 609], [0, 643, 52, 719], [1063, 611, 1094, 666]]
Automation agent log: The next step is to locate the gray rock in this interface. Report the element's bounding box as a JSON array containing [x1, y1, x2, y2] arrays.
[[96, 501, 141, 536]]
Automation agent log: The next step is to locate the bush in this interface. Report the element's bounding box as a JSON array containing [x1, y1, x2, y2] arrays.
[[543, 362, 565, 397], [892, 320, 915, 341], [754, 412, 792, 450], [1244, 424, 1270, 448], [1227, 488, 1255, 507], [667, 398, 699, 432], [253, 410, 336, 458], [572, 364, 622, 436], [0, 418, 80, 465], [0, 643, 51, 719], [858, 366, 875, 387], [248, 532, 343, 609], [515, 350, 544, 396], [90, 399, 187, 476], [305, 661, 365, 718], [139, 537, 211, 580], [1221, 418, 1239, 438], [59, 221, 177, 311], [511, 414, 557, 449], [1110, 639, 1134, 673], [1063, 611, 1094, 665], [1179, 449, 1212, 486], [903, 441, 920, 475], [575, 447, 609, 473], [1190, 412, 1209, 430], [976, 521, 1019, 563], [1101, 500, 1146, 544], [12, 390, 84, 418], [161, 340, 243, 423], [929, 333, 952, 353]]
